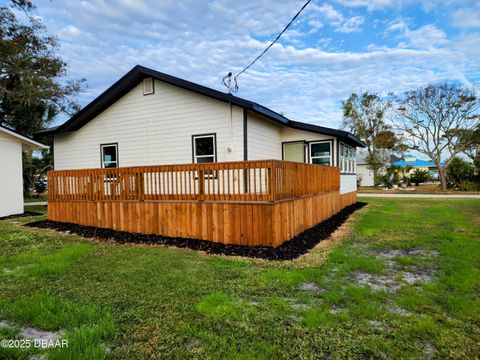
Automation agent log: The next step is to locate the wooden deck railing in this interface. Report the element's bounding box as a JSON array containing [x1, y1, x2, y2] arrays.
[[47, 160, 339, 203]]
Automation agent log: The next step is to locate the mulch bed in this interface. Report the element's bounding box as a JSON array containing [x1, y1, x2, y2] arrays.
[[0, 211, 44, 221], [25, 202, 367, 260]]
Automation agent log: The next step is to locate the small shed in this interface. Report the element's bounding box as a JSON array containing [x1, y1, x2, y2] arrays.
[[0, 125, 48, 217]]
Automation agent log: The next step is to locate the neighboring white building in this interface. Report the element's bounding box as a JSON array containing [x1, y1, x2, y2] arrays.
[[356, 149, 375, 187], [39, 65, 365, 198], [0, 125, 48, 217]]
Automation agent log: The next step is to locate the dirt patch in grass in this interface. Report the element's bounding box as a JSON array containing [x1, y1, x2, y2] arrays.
[[0, 211, 43, 221], [298, 282, 323, 292], [352, 247, 438, 292], [0, 319, 63, 348], [25, 202, 367, 260], [376, 249, 439, 259]]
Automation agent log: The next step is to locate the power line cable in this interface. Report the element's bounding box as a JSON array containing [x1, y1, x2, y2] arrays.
[[223, 0, 312, 93]]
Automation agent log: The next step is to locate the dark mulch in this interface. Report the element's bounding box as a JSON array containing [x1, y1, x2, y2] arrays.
[[0, 211, 44, 221], [25, 202, 367, 260]]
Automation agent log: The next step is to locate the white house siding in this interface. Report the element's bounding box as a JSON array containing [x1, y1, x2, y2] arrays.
[[340, 174, 357, 194], [247, 113, 282, 160], [357, 164, 374, 187], [281, 128, 358, 194], [0, 132, 23, 217], [54, 79, 244, 170], [280, 127, 338, 166]]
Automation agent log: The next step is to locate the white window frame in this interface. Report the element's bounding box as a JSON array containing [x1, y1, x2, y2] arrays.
[[192, 134, 216, 164], [100, 143, 118, 168], [309, 141, 333, 166], [339, 142, 356, 173]]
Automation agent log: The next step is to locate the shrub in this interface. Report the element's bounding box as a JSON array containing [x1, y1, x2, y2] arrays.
[[356, 174, 363, 187], [458, 180, 480, 192], [446, 157, 475, 189], [410, 169, 430, 186], [34, 179, 47, 194], [401, 175, 411, 186]]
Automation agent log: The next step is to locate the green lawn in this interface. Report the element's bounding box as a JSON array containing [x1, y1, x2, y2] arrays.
[[24, 194, 47, 203], [0, 199, 479, 359]]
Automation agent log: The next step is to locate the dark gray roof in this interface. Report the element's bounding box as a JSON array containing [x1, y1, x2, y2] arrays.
[[37, 65, 365, 147]]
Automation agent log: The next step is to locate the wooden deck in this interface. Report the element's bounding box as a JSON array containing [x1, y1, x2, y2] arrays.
[[47, 160, 356, 247]]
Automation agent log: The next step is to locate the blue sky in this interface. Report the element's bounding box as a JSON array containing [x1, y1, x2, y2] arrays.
[[21, 0, 480, 128]]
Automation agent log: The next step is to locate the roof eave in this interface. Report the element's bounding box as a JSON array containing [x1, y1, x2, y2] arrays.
[[0, 126, 49, 150]]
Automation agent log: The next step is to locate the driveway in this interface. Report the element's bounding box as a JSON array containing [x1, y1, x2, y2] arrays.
[[24, 202, 48, 206], [358, 193, 480, 199]]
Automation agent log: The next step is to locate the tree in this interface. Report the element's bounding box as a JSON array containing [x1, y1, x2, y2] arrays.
[[342, 92, 402, 177], [452, 126, 480, 161], [394, 82, 480, 190], [1, 0, 84, 135], [1, 0, 84, 196], [22, 150, 52, 196]]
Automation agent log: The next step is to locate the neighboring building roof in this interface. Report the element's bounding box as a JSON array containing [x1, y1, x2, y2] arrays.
[[0, 125, 49, 150], [392, 159, 445, 167], [36, 65, 365, 148], [356, 148, 396, 165], [390, 154, 402, 164], [356, 149, 369, 164]]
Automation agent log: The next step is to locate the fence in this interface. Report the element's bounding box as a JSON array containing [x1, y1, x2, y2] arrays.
[[47, 160, 339, 203], [47, 160, 352, 248]]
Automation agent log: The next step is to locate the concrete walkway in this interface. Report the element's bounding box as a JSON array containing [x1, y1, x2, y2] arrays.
[[24, 202, 48, 206], [358, 193, 480, 199]]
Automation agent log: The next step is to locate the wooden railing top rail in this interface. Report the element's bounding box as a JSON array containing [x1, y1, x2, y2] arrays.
[[47, 160, 340, 203]]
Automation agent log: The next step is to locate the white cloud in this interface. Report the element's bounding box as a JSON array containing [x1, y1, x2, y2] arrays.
[[29, 0, 480, 128], [333, 0, 396, 11], [336, 16, 365, 33], [385, 20, 408, 32], [404, 25, 448, 48], [452, 4, 480, 29], [385, 21, 448, 49], [310, 4, 365, 33]]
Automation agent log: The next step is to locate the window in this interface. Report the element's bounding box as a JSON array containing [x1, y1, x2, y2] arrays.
[[192, 134, 216, 163], [339, 142, 356, 173], [101, 144, 118, 168], [283, 141, 305, 163], [309, 141, 332, 166]]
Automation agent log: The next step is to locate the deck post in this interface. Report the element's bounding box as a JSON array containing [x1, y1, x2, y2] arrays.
[[198, 169, 205, 200], [269, 160, 277, 202]]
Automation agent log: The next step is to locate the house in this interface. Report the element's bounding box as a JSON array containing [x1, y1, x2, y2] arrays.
[[392, 155, 443, 179], [39, 65, 364, 195], [356, 149, 374, 187], [0, 125, 48, 217], [38, 65, 365, 247]]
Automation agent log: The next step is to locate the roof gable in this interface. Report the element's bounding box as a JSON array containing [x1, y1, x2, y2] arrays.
[[37, 65, 365, 148]]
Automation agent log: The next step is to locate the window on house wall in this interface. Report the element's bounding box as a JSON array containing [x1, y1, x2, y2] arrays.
[[192, 134, 216, 163], [339, 142, 356, 173], [283, 141, 305, 163], [101, 144, 118, 168], [309, 141, 332, 166]]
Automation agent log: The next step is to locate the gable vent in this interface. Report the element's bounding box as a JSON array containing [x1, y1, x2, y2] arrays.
[[142, 78, 154, 95]]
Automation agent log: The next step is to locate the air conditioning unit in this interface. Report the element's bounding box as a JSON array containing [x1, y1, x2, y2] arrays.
[[143, 78, 154, 95]]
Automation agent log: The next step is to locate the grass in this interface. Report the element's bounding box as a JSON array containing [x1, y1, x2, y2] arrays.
[[359, 183, 480, 194], [24, 194, 47, 203], [0, 198, 479, 359]]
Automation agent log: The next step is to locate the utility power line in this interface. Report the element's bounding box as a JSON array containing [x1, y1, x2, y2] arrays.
[[223, 0, 312, 93]]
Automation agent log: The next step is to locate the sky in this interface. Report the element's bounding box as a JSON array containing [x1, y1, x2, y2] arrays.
[[18, 0, 480, 128]]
